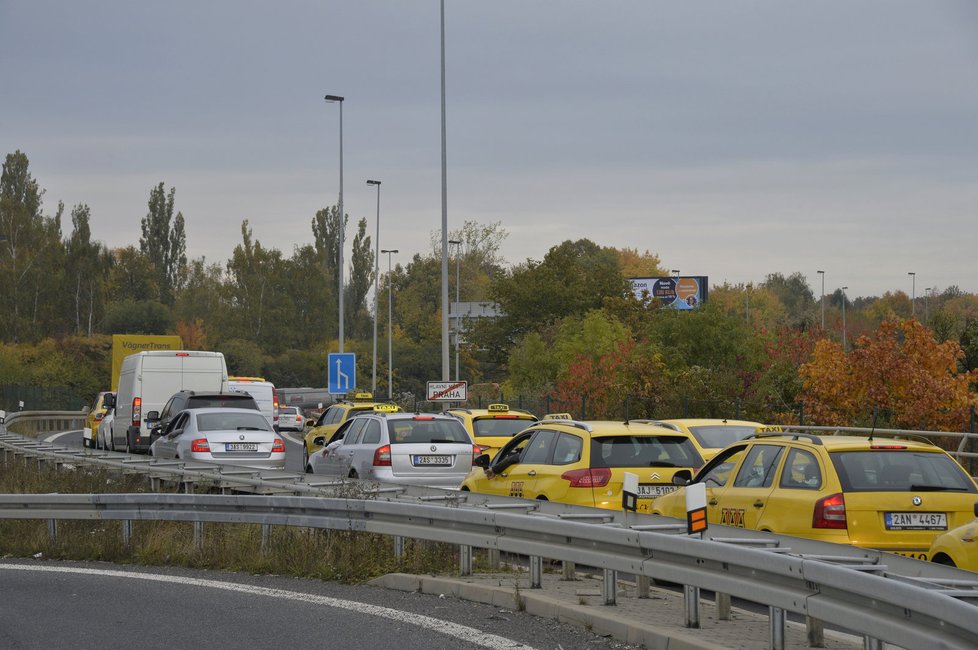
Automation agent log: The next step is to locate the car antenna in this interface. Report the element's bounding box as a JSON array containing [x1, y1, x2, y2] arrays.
[[868, 406, 878, 443]]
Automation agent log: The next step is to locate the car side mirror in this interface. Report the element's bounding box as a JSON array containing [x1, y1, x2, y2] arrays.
[[473, 453, 490, 468], [672, 475, 690, 487], [313, 436, 326, 447], [103, 394, 116, 408], [306, 419, 315, 427], [145, 411, 160, 422]]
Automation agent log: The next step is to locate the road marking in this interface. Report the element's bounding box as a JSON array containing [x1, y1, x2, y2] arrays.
[[0, 563, 535, 649], [280, 431, 304, 446], [43, 430, 80, 444]]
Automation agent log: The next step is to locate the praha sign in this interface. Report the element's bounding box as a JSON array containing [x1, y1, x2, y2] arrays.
[[426, 381, 468, 401]]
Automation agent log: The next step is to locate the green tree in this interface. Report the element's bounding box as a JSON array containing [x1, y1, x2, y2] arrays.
[[100, 299, 175, 335], [346, 217, 373, 339], [107, 246, 159, 302], [139, 182, 187, 305], [762, 271, 816, 327], [65, 203, 111, 336]]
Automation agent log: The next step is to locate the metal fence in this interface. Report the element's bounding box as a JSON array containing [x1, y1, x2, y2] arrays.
[[0, 384, 88, 412]]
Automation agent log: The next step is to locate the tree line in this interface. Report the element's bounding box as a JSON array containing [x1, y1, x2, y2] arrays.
[[2, 149, 977, 432]]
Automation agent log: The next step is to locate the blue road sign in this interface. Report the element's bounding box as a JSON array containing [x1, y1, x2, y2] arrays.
[[328, 353, 356, 395]]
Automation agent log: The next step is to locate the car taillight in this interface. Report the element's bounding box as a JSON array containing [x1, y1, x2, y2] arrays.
[[272, 438, 286, 453], [472, 445, 486, 463], [272, 389, 279, 409], [373, 444, 392, 466], [191, 438, 210, 453], [561, 467, 611, 487], [813, 492, 847, 529], [132, 397, 141, 426]]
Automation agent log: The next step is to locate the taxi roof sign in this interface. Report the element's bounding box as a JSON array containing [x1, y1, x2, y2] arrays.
[[488, 404, 509, 412], [373, 403, 399, 413], [348, 391, 374, 401], [543, 412, 573, 420], [755, 425, 783, 433]]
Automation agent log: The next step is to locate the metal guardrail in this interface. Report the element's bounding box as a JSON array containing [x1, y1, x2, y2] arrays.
[[2, 410, 87, 437], [5, 417, 978, 649], [1, 492, 977, 650]]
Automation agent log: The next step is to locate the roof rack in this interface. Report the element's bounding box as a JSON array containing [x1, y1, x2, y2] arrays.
[[535, 418, 593, 433], [806, 429, 936, 445], [746, 431, 824, 445]]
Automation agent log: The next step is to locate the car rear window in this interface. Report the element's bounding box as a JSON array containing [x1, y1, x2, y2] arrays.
[[188, 395, 258, 410], [196, 412, 270, 432], [830, 450, 978, 493], [687, 424, 758, 448], [472, 417, 535, 438], [590, 436, 704, 469], [388, 418, 471, 444], [280, 407, 298, 415]]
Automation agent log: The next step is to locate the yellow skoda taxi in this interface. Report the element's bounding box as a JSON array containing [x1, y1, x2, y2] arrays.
[[652, 432, 978, 560], [447, 404, 537, 459], [636, 418, 778, 462], [460, 418, 704, 512], [928, 503, 978, 571], [301, 392, 400, 469], [83, 391, 114, 450]]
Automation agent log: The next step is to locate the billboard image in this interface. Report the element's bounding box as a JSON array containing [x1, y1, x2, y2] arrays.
[[630, 276, 708, 310]]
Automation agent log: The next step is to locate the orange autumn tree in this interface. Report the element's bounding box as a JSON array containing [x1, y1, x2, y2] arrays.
[[799, 319, 977, 430]]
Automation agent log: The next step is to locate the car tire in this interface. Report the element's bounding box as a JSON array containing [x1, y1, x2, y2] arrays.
[[125, 434, 132, 455], [349, 469, 359, 479], [109, 432, 115, 452], [302, 446, 309, 472]]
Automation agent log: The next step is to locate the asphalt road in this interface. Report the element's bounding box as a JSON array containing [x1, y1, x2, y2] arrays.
[[0, 560, 634, 650]]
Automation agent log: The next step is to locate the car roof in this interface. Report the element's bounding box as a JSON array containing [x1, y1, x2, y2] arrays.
[[180, 407, 267, 416], [529, 419, 694, 438], [745, 432, 945, 452], [656, 418, 766, 427]]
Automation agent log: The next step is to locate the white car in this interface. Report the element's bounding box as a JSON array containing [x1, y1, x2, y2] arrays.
[[307, 412, 477, 488], [149, 407, 286, 469], [276, 406, 305, 433], [97, 411, 115, 451]]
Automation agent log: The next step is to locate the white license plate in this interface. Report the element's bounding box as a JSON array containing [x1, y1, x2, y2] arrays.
[[226, 443, 258, 452], [884, 512, 947, 530], [413, 455, 452, 466], [637, 484, 677, 498]]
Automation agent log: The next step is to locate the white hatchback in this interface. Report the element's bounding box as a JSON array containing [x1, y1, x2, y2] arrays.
[[307, 412, 477, 488], [149, 407, 286, 470]]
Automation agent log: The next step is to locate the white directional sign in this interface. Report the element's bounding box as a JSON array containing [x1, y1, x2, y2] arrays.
[[426, 381, 468, 401]]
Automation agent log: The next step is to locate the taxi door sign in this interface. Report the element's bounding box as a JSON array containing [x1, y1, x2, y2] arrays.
[[685, 482, 708, 535]]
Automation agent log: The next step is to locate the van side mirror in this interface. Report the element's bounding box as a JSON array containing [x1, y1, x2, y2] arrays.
[[145, 411, 160, 422]]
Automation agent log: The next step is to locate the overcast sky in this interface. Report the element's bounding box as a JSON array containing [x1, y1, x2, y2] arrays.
[[3, 1, 977, 298]]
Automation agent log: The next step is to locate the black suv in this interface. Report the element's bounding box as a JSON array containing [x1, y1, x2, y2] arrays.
[[147, 391, 260, 438]]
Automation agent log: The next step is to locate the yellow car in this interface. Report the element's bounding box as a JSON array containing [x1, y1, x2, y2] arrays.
[[636, 418, 778, 461], [447, 404, 537, 459], [301, 393, 400, 469], [83, 391, 114, 449], [460, 418, 704, 512], [652, 432, 978, 560], [929, 503, 978, 571]]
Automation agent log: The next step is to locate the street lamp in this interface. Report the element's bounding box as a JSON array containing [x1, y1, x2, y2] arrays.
[[367, 179, 382, 394], [908, 272, 916, 317], [841, 286, 849, 350], [924, 287, 931, 323], [381, 249, 398, 399], [671, 269, 680, 277], [817, 270, 825, 330], [324, 94, 345, 352], [439, 0, 450, 382], [448, 239, 462, 381]]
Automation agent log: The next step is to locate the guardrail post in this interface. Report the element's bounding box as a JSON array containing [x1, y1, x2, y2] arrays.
[[261, 524, 271, 553], [459, 544, 472, 576], [636, 574, 650, 598], [562, 560, 575, 581], [193, 521, 204, 549], [715, 592, 731, 620], [806, 616, 824, 647], [864, 637, 882, 650], [47, 519, 57, 544], [486, 548, 500, 568], [122, 520, 132, 549], [602, 569, 616, 605], [529, 556, 542, 588], [769, 606, 785, 650], [393, 535, 404, 558], [684, 584, 699, 628]]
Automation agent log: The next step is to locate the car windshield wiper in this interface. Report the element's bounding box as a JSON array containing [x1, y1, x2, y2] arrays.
[[909, 484, 969, 492]]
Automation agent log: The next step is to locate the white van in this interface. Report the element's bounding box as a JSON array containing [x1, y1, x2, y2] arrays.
[[227, 377, 278, 430], [108, 350, 229, 453]]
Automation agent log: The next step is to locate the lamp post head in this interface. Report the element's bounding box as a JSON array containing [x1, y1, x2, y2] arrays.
[[842, 286, 848, 291], [908, 271, 915, 277], [670, 269, 680, 276], [324, 94, 344, 103], [817, 270, 824, 274], [381, 249, 398, 254], [448, 239, 461, 245], [366, 179, 381, 186]]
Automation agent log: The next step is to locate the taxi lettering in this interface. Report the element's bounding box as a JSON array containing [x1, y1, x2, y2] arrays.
[[720, 508, 746, 528]]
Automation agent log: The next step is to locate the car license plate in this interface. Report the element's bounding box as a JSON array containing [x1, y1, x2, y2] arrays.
[[884, 512, 947, 530], [226, 443, 258, 452], [637, 484, 676, 498], [413, 455, 451, 466]]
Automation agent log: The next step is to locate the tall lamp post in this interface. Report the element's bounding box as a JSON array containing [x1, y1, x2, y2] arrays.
[[367, 179, 382, 394], [841, 286, 849, 350], [924, 287, 931, 323], [448, 239, 462, 381], [908, 272, 916, 317], [324, 94, 345, 352], [817, 270, 825, 330], [381, 249, 398, 399], [439, 0, 450, 383]]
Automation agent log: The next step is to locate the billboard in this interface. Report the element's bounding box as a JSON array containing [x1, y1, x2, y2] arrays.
[[630, 276, 708, 310], [111, 334, 183, 390]]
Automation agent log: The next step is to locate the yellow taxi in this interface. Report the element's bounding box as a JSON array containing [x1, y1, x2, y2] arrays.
[[301, 392, 400, 469], [928, 503, 978, 571], [652, 431, 978, 560], [460, 418, 704, 512], [447, 404, 537, 459], [83, 391, 114, 450], [636, 418, 779, 461]]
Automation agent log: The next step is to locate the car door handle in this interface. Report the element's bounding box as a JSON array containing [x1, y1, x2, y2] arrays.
[[708, 499, 718, 506], [527, 471, 536, 477], [753, 501, 764, 508]]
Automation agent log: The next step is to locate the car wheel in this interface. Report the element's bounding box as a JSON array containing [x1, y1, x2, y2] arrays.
[[109, 432, 115, 452], [302, 446, 309, 472], [125, 434, 132, 455], [349, 469, 359, 479]]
